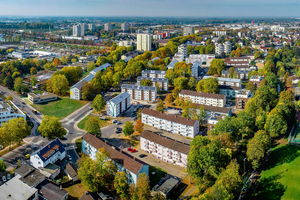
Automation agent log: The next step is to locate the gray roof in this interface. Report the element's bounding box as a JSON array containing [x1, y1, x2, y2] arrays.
[[38, 181, 68, 200], [203, 76, 241, 83], [167, 60, 178, 69], [122, 84, 156, 91], [89, 63, 111, 75], [108, 92, 130, 105], [20, 169, 45, 187], [157, 178, 179, 196], [15, 164, 34, 177], [137, 77, 168, 82], [142, 70, 166, 75]]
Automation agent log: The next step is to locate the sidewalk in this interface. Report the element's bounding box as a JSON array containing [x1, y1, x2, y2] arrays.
[[61, 102, 92, 122]]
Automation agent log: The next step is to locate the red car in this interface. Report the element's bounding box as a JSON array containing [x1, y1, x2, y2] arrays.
[[127, 148, 132, 151], [130, 149, 136, 153]]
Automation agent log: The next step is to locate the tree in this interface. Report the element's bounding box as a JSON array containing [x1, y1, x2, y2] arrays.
[[137, 108, 142, 119], [0, 160, 6, 172], [53, 58, 61, 66], [14, 77, 24, 94], [131, 173, 151, 200], [114, 172, 129, 199], [38, 116, 67, 140], [123, 121, 134, 137], [265, 108, 288, 138], [87, 62, 96, 72], [152, 193, 166, 200], [207, 59, 225, 75], [85, 117, 102, 136], [246, 82, 255, 93], [4, 75, 14, 88], [12, 72, 21, 79], [197, 78, 219, 94], [140, 79, 153, 86], [156, 99, 165, 112], [135, 118, 144, 134], [172, 87, 180, 99], [81, 82, 94, 101], [188, 77, 197, 90], [78, 149, 117, 192], [48, 74, 69, 95], [44, 63, 56, 71], [31, 76, 38, 87], [5, 95, 13, 101], [165, 94, 174, 104], [71, 58, 77, 63], [30, 67, 37, 75], [174, 77, 188, 90], [92, 94, 106, 116]]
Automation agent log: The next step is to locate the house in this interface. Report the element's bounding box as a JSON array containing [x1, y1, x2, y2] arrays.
[[179, 90, 226, 107], [106, 92, 130, 117], [250, 76, 264, 89], [23, 70, 54, 89], [208, 113, 228, 131], [82, 133, 149, 185], [236, 90, 253, 109], [65, 163, 78, 182], [27, 93, 57, 104], [79, 191, 115, 200], [121, 84, 157, 102], [141, 108, 199, 138], [137, 77, 168, 91], [167, 60, 179, 69], [142, 70, 166, 78], [30, 139, 66, 169], [37, 181, 69, 200], [222, 70, 249, 80], [140, 130, 190, 167]]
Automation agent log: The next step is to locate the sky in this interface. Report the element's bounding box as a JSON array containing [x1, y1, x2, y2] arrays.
[[1, 0, 300, 17]]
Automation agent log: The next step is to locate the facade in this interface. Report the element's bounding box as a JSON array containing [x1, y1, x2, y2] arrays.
[[223, 41, 232, 54], [178, 44, 188, 58], [137, 34, 151, 51], [250, 76, 264, 88], [81, 23, 87, 36], [236, 90, 253, 109], [70, 63, 111, 100], [191, 60, 200, 77], [88, 23, 96, 32], [213, 30, 227, 36], [167, 60, 179, 69], [172, 53, 184, 62], [222, 69, 249, 80], [185, 54, 215, 66], [142, 70, 166, 78], [121, 50, 139, 60], [73, 24, 81, 36], [106, 92, 130, 117], [208, 113, 228, 131], [184, 26, 194, 36], [121, 84, 157, 102], [121, 22, 129, 32], [141, 108, 199, 138], [28, 93, 57, 104], [203, 76, 242, 88], [30, 139, 66, 169], [0, 101, 26, 126], [140, 130, 190, 167], [82, 133, 149, 185], [12, 51, 30, 59], [179, 90, 226, 107], [104, 22, 111, 31], [219, 85, 241, 97], [215, 43, 224, 56], [153, 34, 163, 40], [191, 103, 232, 120], [137, 77, 168, 91]]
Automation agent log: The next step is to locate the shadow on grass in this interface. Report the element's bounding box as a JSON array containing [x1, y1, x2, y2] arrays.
[[37, 97, 62, 105], [149, 166, 167, 188], [265, 145, 300, 170], [251, 172, 286, 200]]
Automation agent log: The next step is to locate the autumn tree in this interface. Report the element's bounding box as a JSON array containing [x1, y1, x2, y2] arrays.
[[87, 62, 96, 72], [4, 75, 14, 88], [14, 77, 24, 94], [246, 82, 256, 93], [197, 78, 219, 94], [30, 67, 37, 75], [172, 87, 180, 99], [38, 116, 67, 140], [47, 74, 69, 95], [207, 59, 225, 75], [44, 63, 56, 71], [5, 95, 13, 101], [156, 99, 165, 112], [130, 173, 151, 200], [92, 94, 106, 116], [165, 94, 174, 104], [52, 58, 62, 66], [114, 172, 129, 199], [31, 76, 38, 87], [174, 77, 188, 90], [140, 79, 153, 86], [134, 118, 144, 134], [81, 82, 95, 101], [85, 117, 101, 136], [123, 121, 134, 137]]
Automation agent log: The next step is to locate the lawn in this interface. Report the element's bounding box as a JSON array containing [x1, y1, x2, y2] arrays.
[[251, 144, 300, 200], [30, 97, 88, 119], [78, 115, 110, 130], [149, 166, 167, 188], [33, 90, 44, 95], [63, 183, 86, 200]]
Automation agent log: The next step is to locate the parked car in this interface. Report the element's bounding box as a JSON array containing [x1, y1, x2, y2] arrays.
[[127, 148, 132, 151], [116, 121, 122, 125], [116, 127, 122, 131], [115, 130, 122, 134], [112, 119, 118, 124], [130, 149, 136, 153], [2, 176, 6, 182], [138, 154, 146, 158], [7, 173, 11, 180], [68, 155, 72, 161]]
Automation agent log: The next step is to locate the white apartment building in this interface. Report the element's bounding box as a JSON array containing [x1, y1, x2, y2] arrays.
[[153, 34, 162, 40], [203, 76, 242, 97], [73, 24, 81, 36], [178, 44, 188, 58], [137, 34, 151, 51], [191, 60, 200, 77], [106, 92, 130, 117], [167, 60, 179, 69], [137, 77, 168, 91], [30, 139, 66, 169], [121, 22, 128, 32], [179, 90, 226, 107], [213, 30, 227, 36], [172, 53, 184, 62], [88, 23, 96, 32], [184, 26, 194, 36], [121, 84, 157, 102], [215, 43, 224, 56], [0, 101, 26, 126], [142, 70, 166, 78], [81, 23, 87, 36], [140, 130, 190, 167], [104, 22, 111, 31], [141, 108, 199, 138], [224, 41, 232, 54], [185, 54, 215, 66], [222, 69, 249, 80]]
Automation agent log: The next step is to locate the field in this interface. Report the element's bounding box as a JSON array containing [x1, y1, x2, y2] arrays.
[[77, 115, 110, 130], [251, 144, 300, 200], [30, 97, 88, 119]]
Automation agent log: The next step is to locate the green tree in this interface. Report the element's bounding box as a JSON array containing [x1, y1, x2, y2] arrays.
[[140, 79, 153, 86], [246, 82, 255, 93], [12, 72, 21, 79], [207, 59, 225, 75], [14, 77, 24, 94], [85, 117, 102, 136], [165, 94, 174, 104], [134, 173, 151, 200], [4, 75, 14, 88], [152, 193, 166, 200], [188, 77, 197, 90], [5, 95, 13, 101], [0, 160, 6, 172], [174, 77, 188, 90], [114, 171, 129, 199], [47, 74, 69, 95], [156, 99, 165, 112], [44, 63, 56, 71], [87, 62, 96, 72], [92, 94, 106, 116], [123, 121, 134, 136], [81, 82, 95, 101], [31, 76, 38, 87], [30, 67, 37, 75], [172, 87, 180, 99], [197, 78, 219, 94], [38, 116, 67, 140]]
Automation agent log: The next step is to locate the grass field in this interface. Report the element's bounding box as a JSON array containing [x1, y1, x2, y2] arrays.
[[251, 144, 300, 200], [77, 115, 110, 130], [30, 97, 88, 119]]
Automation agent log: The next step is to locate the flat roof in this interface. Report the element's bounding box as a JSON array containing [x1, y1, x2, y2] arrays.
[[157, 178, 179, 195], [142, 70, 166, 75], [108, 92, 130, 105], [122, 84, 156, 91], [137, 77, 168, 82]]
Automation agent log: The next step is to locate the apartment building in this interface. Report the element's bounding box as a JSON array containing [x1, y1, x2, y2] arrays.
[[236, 90, 253, 109], [191, 103, 232, 119], [0, 101, 26, 126], [142, 70, 166, 78], [140, 130, 190, 167], [222, 69, 249, 80], [224, 41, 232, 54], [167, 60, 179, 69], [121, 84, 157, 102], [184, 26, 194, 36], [191, 60, 200, 77], [141, 108, 199, 138], [106, 92, 130, 117], [121, 50, 139, 60], [250, 76, 264, 89], [153, 34, 163, 40], [137, 77, 168, 91], [104, 22, 111, 31], [208, 113, 227, 131], [70, 63, 111, 100], [82, 133, 149, 185], [229, 57, 251, 63], [213, 30, 227, 36], [81, 23, 87, 36], [73, 24, 81, 36], [178, 44, 188, 58], [137, 34, 151, 51], [88, 23, 96, 32], [172, 53, 184, 62], [28, 92, 57, 104], [30, 139, 66, 169], [215, 43, 224, 56], [121, 22, 128, 32], [203, 76, 242, 97], [185, 54, 215, 66], [179, 90, 226, 107]]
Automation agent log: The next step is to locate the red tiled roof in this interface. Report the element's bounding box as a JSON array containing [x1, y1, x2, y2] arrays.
[[42, 145, 59, 158]]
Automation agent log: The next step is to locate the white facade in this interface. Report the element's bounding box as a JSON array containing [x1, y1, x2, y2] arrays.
[[172, 53, 184, 62], [184, 26, 194, 36], [107, 92, 130, 117], [141, 108, 199, 138], [213, 31, 227, 36], [179, 90, 226, 107], [153, 34, 162, 40], [191, 60, 200, 77], [0, 101, 26, 126], [104, 23, 111, 31], [121, 22, 128, 32], [142, 70, 166, 78], [73, 24, 81, 36], [122, 84, 157, 102], [185, 54, 215, 66], [224, 41, 231, 54], [203, 76, 242, 88], [137, 77, 168, 91], [88, 23, 96, 32], [12, 51, 30, 59], [137, 34, 151, 51], [215, 43, 224, 56], [178, 44, 188, 58], [81, 23, 87, 36]]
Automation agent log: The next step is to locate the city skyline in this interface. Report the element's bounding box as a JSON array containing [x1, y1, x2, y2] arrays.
[[2, 0, 300, 17]]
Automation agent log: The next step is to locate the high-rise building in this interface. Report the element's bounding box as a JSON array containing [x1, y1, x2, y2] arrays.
[[80, 23, 87, 36], [88, 23, 96, 32], [178, 44, 188, 58], [104, 23, 111, 31], [223, 41, 231, 54], [184, 26, 194, 36], [137, 34, 151, 51], [121, 22, 128, 32], [215, 43, 224, 57], [73, 24, 81, 36]]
